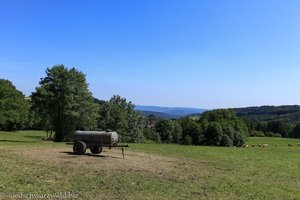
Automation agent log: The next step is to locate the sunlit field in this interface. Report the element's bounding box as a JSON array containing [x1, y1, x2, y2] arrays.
[[1, 131, 300, 199]]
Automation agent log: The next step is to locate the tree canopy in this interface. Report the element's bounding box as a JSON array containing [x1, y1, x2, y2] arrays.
[[199, 109, 248, 146], [0, 79, 29, 130], [155, 119, 182, 143], [31, 65, 98, 141], [96, 95, 144, 142]]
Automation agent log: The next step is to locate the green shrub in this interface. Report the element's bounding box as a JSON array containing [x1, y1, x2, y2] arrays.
[[183, 135, 192, 145], [250, 131, 265, 137]]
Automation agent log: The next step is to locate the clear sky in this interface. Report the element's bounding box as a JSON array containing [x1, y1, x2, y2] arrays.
[[1, 0, 300, 109]]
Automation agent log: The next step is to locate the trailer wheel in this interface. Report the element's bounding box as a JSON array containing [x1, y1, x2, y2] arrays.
[[73, 141, 87, 155], [90, 146, 102, 154]]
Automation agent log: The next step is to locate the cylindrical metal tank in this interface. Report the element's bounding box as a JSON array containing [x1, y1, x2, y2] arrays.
[[74, 131, 118, 146]]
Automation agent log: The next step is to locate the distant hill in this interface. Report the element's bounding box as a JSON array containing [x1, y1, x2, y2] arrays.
[[136, 110, 176, 119], [135, 105, 206, 119], [234, 105, 300, 124], [182, 105, 300, 124]]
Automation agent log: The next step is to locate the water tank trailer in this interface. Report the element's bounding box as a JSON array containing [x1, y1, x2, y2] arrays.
[[72, 131, 128, 155]]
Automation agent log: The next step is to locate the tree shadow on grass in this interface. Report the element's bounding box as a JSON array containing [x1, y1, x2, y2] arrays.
[[60, 151, 106, 158], [60, 151, 122, 159]]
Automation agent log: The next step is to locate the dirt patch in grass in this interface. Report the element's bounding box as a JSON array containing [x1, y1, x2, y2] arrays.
[[8, 146, 185, 174]]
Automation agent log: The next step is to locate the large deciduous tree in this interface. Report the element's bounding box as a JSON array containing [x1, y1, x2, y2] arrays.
[[155, 119, 175, 143], [156, 119, 182, 143], [96, 95, 144, 142], [179, 118, 203, 145], [0, 79, 29, 130], [107, 95, 144, 142], [31, 65, 98, 142], [199, 109, 248, 147]]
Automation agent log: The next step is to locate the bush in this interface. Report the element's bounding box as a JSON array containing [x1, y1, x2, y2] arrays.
[[265, 131, 282, 137], [250, 131, 265, 137], [143, 140, 157, 144], [272, 133, 282, 138], [183, 135, 192, 145]]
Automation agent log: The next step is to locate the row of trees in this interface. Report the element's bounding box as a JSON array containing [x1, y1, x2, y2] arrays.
[[1, 65, 248, 146], [244, 119, 300, 138], [235, 105, 300, 138], [0, 65, 146, 142], [235, 105, 300, 124], [2, 65, 299, 145], [0, 65, 145, 142], [143, 109, 248, 146]]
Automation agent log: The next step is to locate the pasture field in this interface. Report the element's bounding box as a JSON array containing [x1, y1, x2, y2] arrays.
[[1, 131, 300, 199]]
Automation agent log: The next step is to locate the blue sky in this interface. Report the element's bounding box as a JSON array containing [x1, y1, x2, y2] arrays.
[[1, 0, 300, 109]]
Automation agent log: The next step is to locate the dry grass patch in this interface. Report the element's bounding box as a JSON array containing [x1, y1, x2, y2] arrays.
[[9, 146, 185, 175]]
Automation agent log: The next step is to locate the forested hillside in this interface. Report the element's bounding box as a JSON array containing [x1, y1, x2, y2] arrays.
[[136, 110, 176, 119], [230, 105, 300, 138], [234, 105, 300, 124]]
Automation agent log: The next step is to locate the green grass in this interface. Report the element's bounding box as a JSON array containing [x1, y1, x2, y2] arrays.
[[0, 130, 46, 142], [0, 130, 65, 148], [1, 131, 300, 199], [128, 139, 300, 199]]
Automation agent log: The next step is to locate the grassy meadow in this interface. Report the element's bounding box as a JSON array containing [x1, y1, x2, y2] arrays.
[[1, 131, 300, 199]]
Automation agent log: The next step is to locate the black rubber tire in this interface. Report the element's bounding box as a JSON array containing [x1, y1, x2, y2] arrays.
[[73, 141, 87, 155], [90, 146, 102, 154]]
